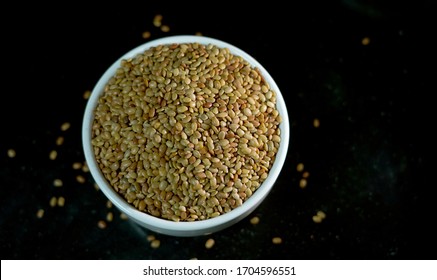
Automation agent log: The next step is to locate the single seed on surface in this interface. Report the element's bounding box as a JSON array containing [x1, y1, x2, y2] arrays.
[[316, 210, 326, 219], [97, 220, 107, 229], [53, 179, 63, 187], [72, 162, 82, 170], [7, 149, 16, 158], [106, 212, 113, 222], [36, 209, 44, 219], [60, 122, 71, 131], [313, 118, 320, 128], [195, 32, 202, 36], [76, 175, 86, 184], [57, 196, 65, 207], [161, 25, 170, 32], [312, 215, 322, 223], [361, 37, 370, 46], [82, 162, 89, 173], [106, 200, 113, 208], [302, 171, 310, 178], [299, 178, 307, 189], [49, 197, 57, 207], [296, 163, 304, 172], [153, 14, 163, 27], [272, 237, 283, 244], [147, 235, 156, 242], [205, 238, 215, 249], [49, 150, 57, 160], [120, 213, 128, 220], [83, 90, 91, 100], [250, 216, 260, 225], [151, 239, 161, 249], [93, 183, 100, 191], [142, 31, 151, 39], [56, 136, 64, 146]]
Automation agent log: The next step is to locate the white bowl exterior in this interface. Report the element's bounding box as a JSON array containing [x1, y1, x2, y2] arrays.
[[82, 35, 290, 237]]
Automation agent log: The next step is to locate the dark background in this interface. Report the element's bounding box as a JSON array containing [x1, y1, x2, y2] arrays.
[[1, 1, 436, 259]]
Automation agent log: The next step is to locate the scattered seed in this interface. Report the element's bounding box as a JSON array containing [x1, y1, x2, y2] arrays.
[[362, 37, 370, 46], [36, 209, 44, 219], [49, 197, 57, 207], [60, 122, 71, 131], [7, 149, 16, 158], [312, 215, 322, 223], [72, 162, 82, 170], [83, 90, 91, 100], [302, 171, 310, 178], [151, 239, 161, 249], [313, 118, 320, 128], [296, 163, 304, 172], [53, 179, 63, 187], [195, 32, 202, 36], [272, 237, 283, 244], [299, 178, 307, 189], [57, 196, 65, 207], [97, 220, 107, 229], [250, 216, 260, 225], [205, 238, 215, 249], [317, 210, 326, 219], [49, 150, 57, 160], [106, 200, 113, 209], [82, 162, 89, 173], [147, 235, 156, 242], [76, 175, 86, 184], [120, 213, 128, 220], [106, 212, 113, 222], [153, 14, 163, 27], [160, 25, 170, 32], [55, 136, 64, 146], [93, 183, 100, 191], [142, 31, 151, 39]]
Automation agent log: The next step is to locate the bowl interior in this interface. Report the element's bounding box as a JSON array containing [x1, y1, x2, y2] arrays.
[[82, 35, 290, 236]]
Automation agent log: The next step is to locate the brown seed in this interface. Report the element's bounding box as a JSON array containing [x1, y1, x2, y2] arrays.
[[97, 220, 107, 229], [72, 162, 82, 170], [82, 162, 89, 173], [106, 212, 113, 222], [250, 216, 260, 225], [142, 31, 151, 39], [151, 239, 161, 249], [120, 213, 128, 220], [312, 215, 322, 223], [316, 210, 326, 219], [53, 179, 63, 187], [55, 136, 64, 146], [93, 183, 100, 191], [76, 175, 86, 184], [147, 235, 156, 242], [7, 149, 16, 158], [160, 25, 170, 32], [49, 150, 58, 160], [302, 171, 310, 178], [36, 209, 44, 219], [205, 238, 215, 249], [153, 14, 163, 27], [361, 37, 370, 46], [83, 90, 91, 100], [106, 200, 113, 209], [299, 178, 307, 189], [296, 163, 304, 172], [195, 32, 203, 36], [313, 118, 320, 128], [60, 122, 71, 131], [57, 196, 65, 207], [272, 237, 282, 244], [49, 197, 57, 207]]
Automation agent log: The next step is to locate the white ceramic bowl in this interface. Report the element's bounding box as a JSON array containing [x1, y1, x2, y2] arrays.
[[82, 35, 290, 237]]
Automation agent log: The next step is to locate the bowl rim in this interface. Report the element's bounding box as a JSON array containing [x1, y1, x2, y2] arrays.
[[82, 35, 290, 234]]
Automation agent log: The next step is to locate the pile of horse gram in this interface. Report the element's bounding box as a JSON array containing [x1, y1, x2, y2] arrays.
[[91, 43, 281, 221]]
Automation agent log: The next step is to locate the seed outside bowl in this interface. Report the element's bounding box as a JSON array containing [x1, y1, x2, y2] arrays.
[[82, 35, 290, 237]]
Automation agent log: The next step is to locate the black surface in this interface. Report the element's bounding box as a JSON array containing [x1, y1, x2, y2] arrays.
[[1, 1, 435, 259]]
